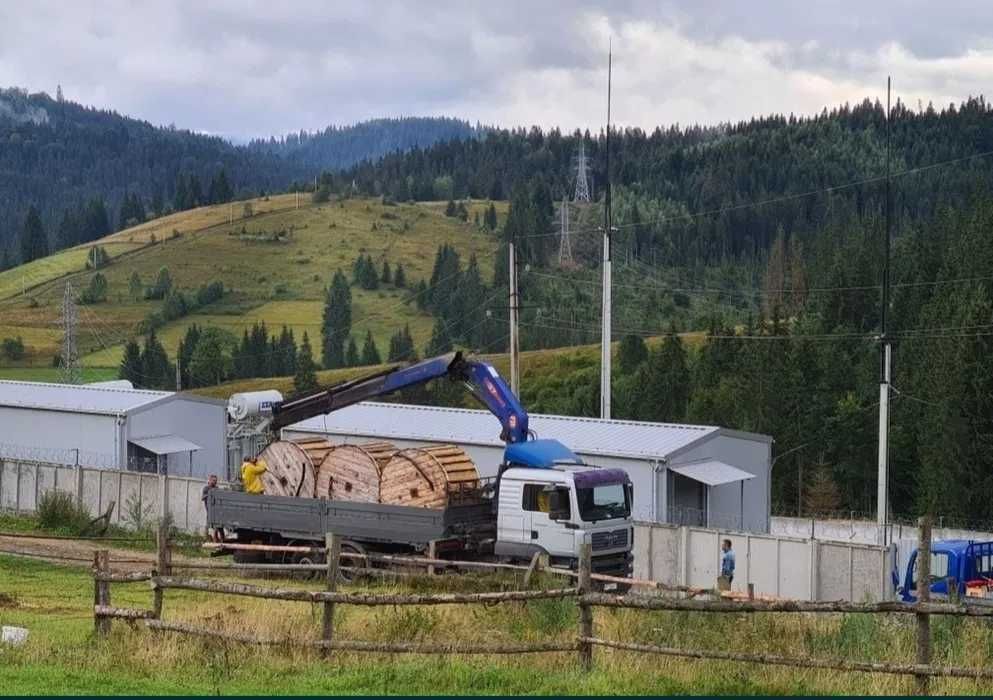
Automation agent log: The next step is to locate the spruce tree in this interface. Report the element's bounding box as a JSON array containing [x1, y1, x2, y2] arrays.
[[294, 332, 319, 394], [321, 270, 352, 368], [345, 336, 360, 367], [19, 206, 47, 263], [618, 334, 648, 375], [141, 330, 173, 390], [119, 339, 143, 386], [426, 318, 452, 356], [381, 260, 392, 285], [393, 263, 406, 288], [360, 330, 381, 365]]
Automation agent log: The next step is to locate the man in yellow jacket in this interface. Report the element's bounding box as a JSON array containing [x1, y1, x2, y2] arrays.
[[241, 456, 268, 494]]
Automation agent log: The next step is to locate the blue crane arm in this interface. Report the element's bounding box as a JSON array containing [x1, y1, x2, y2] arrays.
[[269, 351, 529, 443]]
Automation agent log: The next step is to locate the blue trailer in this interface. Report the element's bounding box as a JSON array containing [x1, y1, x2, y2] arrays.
[[896, 540, 993, 603]]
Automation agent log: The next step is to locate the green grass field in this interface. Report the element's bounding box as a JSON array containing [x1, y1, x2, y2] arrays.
[[2, 553, 992, 695], [0, 367, 117, 382], [0, 195, 503, 370]]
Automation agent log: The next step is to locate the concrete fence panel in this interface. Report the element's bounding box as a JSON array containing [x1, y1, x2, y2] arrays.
[[778, 538, 812, 600], [686, 528, 721, 589], [81, 470, 102, 518], [17, 463, 37, 511], [747, 535, 781, 596], [0, 462, 18, 510]]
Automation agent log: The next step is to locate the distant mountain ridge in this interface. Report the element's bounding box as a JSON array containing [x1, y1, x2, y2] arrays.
[[249, 116, 484, 170], [0, 87, 481, 260]]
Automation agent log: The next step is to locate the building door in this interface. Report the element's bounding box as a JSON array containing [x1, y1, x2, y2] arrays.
[[668, 471, 706, 527]]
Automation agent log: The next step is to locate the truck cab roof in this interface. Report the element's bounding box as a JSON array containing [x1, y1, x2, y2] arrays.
[[501, 464, 631, 488]]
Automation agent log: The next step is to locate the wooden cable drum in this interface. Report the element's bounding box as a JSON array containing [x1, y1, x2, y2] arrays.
[[379, 445, 479, 509], [315, 442, 397, 503], [257, 439, 330, 498]]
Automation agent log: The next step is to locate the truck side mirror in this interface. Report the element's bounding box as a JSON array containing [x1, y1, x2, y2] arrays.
[[547, 487, 571, 521]]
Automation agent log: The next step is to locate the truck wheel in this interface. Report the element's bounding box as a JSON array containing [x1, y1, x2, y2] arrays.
[[282, 541, 325, 581], [337, 542, 366, 584]]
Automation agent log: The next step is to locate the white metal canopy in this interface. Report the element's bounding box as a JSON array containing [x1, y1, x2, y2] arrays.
[[669, 460, 754, 487], [129, 435, 201, 455]]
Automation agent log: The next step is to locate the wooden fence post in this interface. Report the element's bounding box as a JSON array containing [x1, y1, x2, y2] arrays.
[[427, 540, 437, 577], [153, 523, 171, 619], [93, 550, 110, 636], [577, 542, 593, 671], [322, 533, 342, 658], [915, 516, 932, 696]]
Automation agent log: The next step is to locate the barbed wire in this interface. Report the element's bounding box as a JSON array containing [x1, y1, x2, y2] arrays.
[[0, 441, 118, 469]]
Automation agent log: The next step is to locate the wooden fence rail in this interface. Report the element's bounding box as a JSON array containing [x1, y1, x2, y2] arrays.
[[90, 517, 993, 688]]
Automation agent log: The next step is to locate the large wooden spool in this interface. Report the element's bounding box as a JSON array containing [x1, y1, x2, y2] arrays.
[[315, 442, 397, 503], [257, 438, 331, 498], [379, 445, 479, 509]]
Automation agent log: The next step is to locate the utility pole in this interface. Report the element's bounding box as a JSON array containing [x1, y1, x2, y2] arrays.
[[59, 282, 80, 384], [508, 240, 520, 395], [599, 44, 613, 420], [877, 77, 893, 544], [175, 358, 182, 392]]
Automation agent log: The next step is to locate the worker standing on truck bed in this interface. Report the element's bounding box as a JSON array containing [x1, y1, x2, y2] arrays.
[[241, 456, 268, 494]]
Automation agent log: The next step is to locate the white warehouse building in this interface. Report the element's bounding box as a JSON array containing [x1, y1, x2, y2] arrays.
[[0, 380, 227, 477], [284, 402, 773, 532]]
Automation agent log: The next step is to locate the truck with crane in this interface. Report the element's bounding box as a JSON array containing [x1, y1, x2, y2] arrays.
[[207, 352, 634, 578]]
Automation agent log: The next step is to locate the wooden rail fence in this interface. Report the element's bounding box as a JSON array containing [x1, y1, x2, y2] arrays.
[[90, 518, 993, 691]]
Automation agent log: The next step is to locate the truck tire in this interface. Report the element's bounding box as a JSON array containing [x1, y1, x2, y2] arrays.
[[282, 540, 325, 581], [337, 541, 366, 584]]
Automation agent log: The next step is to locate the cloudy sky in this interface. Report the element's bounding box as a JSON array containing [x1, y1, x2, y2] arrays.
[[2, 1, 992, 140]]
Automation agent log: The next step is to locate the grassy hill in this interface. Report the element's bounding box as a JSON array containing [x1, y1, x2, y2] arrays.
[[0, 195, 503, 375]]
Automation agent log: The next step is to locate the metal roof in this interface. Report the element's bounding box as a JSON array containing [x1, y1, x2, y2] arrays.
[[669, 460, 755, 486], [288, 402, 769, 460], [0, 380, 172, 416], [129, 435, 202, 455]]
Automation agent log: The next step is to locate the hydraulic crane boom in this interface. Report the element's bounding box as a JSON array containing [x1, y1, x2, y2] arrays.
[[269, 351, 530, 443]]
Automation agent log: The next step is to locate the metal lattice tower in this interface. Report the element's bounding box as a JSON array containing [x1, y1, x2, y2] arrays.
[[574, 142, 592, 203], [59, 281, 81, 384], [557, 197, 574, 267]]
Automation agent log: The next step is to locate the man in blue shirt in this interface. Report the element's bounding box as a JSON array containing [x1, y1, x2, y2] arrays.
[[721, 539, 735, 585]]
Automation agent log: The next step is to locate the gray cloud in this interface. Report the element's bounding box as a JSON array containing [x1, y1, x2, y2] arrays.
[[0, 1, 990, 140]]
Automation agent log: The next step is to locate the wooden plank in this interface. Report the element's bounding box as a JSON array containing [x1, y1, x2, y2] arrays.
[[145, 619, 576, 654], [153, 576, 577, 606], [582, 593, 993, 617], [95, 605, 155, 620], [583, 637, 993, 680]]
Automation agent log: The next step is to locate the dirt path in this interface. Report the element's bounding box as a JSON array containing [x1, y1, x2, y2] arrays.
[[0, 534, 204, 572]]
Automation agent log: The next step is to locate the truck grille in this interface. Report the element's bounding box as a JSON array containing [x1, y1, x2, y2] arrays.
[[591, 528, 628, 551]]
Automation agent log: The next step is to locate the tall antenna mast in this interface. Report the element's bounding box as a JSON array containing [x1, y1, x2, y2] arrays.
[[59, 281, 81, 384], [599, 42, 613, 420], [876, 77, 893, 544]]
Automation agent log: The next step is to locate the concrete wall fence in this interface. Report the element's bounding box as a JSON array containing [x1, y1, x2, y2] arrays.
[[2, 457, 893, 602], [633, 522, 891, 602], [0, 459, 206, 534]]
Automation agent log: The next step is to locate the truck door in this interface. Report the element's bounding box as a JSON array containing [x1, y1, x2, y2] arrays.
[[521, 483, 574, 558], [964, 542, 993, 596], [497, 478, 526, 546]]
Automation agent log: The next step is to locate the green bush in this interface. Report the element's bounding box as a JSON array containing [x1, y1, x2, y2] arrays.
[[36, 490, 90, 535]]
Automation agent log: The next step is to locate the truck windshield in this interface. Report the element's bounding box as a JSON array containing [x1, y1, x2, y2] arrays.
[[576, 483, 630, 522]]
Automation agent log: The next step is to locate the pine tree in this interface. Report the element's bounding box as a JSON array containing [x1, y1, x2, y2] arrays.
[[174, 174, 190, 211], [393, 263, 406, 288], [426, 318, 452, 356], [381, 260, 392, 285], [360, 330, 381, 365], [636, 324, 690, 422], [804, 461, 842, 516], [177, 324, 202, 388], [56, 208, 78, 250], [294, 332, 319, 394], [388, 324, 417, 363], [321, 270, 352, 368], [485, 203, 498, 230], [618, 334, 648, 375], [141, 330, 173, 390], [345, 336, 360, 367], [19, 206, 47, 264], [119, 339, 143, 386], [189, 330, 227, 387]]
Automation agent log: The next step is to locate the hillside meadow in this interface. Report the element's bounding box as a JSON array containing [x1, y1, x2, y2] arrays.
[[0, 195, 502, 369]]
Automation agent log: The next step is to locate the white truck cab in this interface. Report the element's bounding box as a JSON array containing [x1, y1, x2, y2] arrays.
[[495, 464, 634, 576]]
